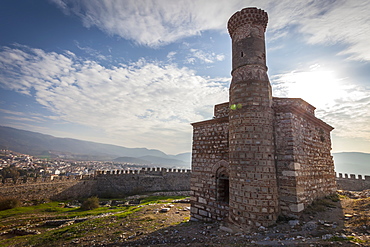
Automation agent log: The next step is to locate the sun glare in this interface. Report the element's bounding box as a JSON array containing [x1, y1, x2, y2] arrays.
[[281, 68, 346, 109]]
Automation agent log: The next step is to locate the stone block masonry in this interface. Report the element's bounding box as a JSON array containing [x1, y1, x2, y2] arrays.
[[273, 98, 336, 218], [0, 176, 96, 202], [190, 7, 337, 229], [0, 170, 368, 203], [191, 110, 229, 222], [0, 168, 191, 201], [336, 173, 370, 191], [94, 167, 190, 198]]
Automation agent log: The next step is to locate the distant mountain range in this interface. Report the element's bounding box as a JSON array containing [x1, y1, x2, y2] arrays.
[[0, 126, 191, 168], [0, 126, 369, 174], [332, 152, 370, 176]]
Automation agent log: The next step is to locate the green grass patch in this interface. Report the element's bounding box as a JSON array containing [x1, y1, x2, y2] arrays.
[[348, 236, 367, 244], [330, 236, 367, 244], [0, 195, 190, 246], [26, 220, 92, 246], [325, 193, 340, 202], [338, 194, 348, 199], [329, 236, 351, 242], [0, 200, 132, 229], [0, 201, 67, 219], [114, 206, 141, 219], [140, 195, 188, 205]]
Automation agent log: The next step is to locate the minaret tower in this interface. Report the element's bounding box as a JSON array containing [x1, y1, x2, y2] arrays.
[[227, 7, 279, 227]]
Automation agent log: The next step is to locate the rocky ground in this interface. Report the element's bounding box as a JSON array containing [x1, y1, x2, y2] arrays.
[[0, 190, 369, 246], [112, 190, 369, 247]]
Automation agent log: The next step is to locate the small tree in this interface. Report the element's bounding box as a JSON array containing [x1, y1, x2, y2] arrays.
[[0, 197, 21, 210], [0, 166, 20, 184], [81, 196, 99, 210]]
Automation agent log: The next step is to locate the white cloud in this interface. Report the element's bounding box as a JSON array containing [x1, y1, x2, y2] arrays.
[[51, 0, 370, 61], [3, 116, 41, 123], [185, 49, 225, 64], [0, 109, 49, 125], [0, 45, 229, 153], [321, 96, 370, 141], [262, 1, 370, 61], [74, 41, 110, 61], [166, 51, 177, 62], [0, 109, 25, 116], [287, 1, 370, 61], [50, 0, 247, 47]]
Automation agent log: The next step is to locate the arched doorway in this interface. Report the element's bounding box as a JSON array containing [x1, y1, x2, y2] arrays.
[[216, 167, 229, 204]]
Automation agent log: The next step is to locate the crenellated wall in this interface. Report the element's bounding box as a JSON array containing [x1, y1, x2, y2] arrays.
[[0, 174, 93, 187], [94, 167, 191, 198], [336, 173, 370, 191], [0, 169, 368, 202], [0, 177, 95, 202], [0, 168, 191, 201]]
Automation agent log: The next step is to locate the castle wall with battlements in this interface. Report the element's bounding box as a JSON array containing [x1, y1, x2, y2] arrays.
[[94, 167, 190, 197], [336, 173, 370, 191], [0, 170, 368, 202], [0, 168, 191, 201]]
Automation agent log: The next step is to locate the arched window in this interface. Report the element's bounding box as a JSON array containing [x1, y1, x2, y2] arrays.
[[216, 168, 229, 204]]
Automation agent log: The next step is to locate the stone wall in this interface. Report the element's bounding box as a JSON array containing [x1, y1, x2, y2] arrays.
[[0, 169, 368, 204], [191, 97, 337, 222], [0, 179, 95, 202], [94, 168, 191, 198], [190, 111, 229, 222], [0, 174, 92, 186], [0, 168, 191, 201], [189, 7, 340, 229], [336, 173, 370, 191], [273, 98, 337, 218]]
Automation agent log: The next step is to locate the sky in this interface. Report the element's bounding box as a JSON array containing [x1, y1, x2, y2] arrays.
[[0, 0, 369, 155]]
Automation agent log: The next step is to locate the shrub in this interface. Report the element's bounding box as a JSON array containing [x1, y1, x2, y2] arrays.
[[81, 196, 99, 210], [325, 193, 340, 202], [0, 197, 21, 210], [304, 196, 337, 215]]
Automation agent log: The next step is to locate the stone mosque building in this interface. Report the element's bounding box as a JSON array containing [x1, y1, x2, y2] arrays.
[[190, 7, 336, 228]]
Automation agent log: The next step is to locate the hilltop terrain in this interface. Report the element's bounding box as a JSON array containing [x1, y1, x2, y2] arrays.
[[1, 126, 369, 174], [0, 190, 369, 246], [0, 126, 190, 168]]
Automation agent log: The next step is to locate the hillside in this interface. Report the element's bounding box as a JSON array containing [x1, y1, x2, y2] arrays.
[[112, 155, 189, 168], [1, 126, 369, 173], [0, 191, 369, 246], [0, 126, 189, 167]]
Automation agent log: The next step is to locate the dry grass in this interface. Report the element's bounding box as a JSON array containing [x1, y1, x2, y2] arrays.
[[0, 192, 369, 246]]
